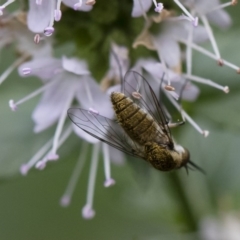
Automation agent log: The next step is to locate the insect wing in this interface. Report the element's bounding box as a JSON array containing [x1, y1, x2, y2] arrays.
[[123, 70, 173, 147], [68, 108, 145, 158]]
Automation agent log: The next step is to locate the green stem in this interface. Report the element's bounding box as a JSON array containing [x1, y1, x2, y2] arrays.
[[168, 172, 198, 232]]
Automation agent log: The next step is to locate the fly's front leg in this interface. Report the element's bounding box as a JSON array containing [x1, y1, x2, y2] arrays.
[[166, 109, 185, 128], [168, 120, 185, 128]]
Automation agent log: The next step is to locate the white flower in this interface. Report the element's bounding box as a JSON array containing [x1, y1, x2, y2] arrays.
[[14, 53, 124, 219], [180, 0, 232, 29], [0, 13, 52, 85], [153, 18, 208, 69], [27, 0, 92, 34]]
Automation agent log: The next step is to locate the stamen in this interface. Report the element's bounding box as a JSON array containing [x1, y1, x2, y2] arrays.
[[132, 91, 142, 99], [21, 64, 62, 76], [9, 80, 56, 111], [44, 1, 55, 36], [20, 138, 53, 175], [84, 78, 100, 115], [44, 27, 54, 37], [203, 131, 209, 137], [9, 99, 17, 111], [60, 142, 88, 207], [86, 0, 96, 6], [152, 1, 164, 13], [84, 78, 93, 105], [178, 39, 240, 72], [55, 0, 62, 21], [154, 49, 171, 86], [186, 20, 193, 75], [35, 125, 72, 170], [173, 0, 198, 26], [200, 15, 221, 60], [102, 143, 115, 187], [48, 89, 75, 159], [54, 10, 62, 21], [74, 0, 83, 10], [164, 85, 175, 91], [0, 0, 15, 15], [88, 108, 99, 115], [34, 34, 41, 44], [22, 68, 31, 75], [165, 92, 209, 137], [232, 0, 238, 6], [0, 54, 29, 85], [82, 143, 100, 219], [183, 74, 229, 93], [203, 1, 237, 15]]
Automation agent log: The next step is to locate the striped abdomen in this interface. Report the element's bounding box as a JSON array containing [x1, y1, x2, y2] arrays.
[[111, 92, 162, 145]]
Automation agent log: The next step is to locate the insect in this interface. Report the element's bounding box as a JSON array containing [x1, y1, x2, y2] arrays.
[[68, 71, 204, 173]]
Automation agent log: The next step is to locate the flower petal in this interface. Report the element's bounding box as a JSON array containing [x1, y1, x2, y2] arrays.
[[171, 79, 200, 101], [76, 77, 114, 118], [27, 0, 52, 33], [32, 76, 75, 133], [131, 0, 152, 17], [62, 56, 90, 75], [18, 58, 62, 82], [155, 36, 181, 68], [206, 10, 232, 29]]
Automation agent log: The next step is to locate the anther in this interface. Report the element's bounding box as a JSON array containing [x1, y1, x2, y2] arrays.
[[82, 204, 95, 219], [9, 99, 17, 111], [44, 27, 55, 37], [164, 85, 175, 91], [132, 91, 142, 99], [218, 59, 224, 66], [104, 178, 116, 187], [86, 0, 96, 5], [88, 108, 99, 115], [22, 68, 31, 75]]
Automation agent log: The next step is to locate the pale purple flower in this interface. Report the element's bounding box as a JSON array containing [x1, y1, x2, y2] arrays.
[[153, 18, 208, 69], [17, 56, 113, 133], [132, 58, 211, 137], [180, 0, 232, 29], [27, 0, 92, 34], [14, 54, 124, 219], [134, 58, 199, 101], [0, 14, 52, 86]]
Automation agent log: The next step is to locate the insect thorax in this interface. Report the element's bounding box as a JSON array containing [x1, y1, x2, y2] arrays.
[[111, 92, 161, 145], [144, 142, 190, 171]]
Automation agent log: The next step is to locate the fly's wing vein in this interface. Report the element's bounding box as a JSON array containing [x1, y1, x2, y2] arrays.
[[123, 70, 174, 147], [68, 108, 145, 158]]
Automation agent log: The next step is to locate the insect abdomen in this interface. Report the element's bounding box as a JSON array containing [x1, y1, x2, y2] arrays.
[[111, 92, 159, 145]]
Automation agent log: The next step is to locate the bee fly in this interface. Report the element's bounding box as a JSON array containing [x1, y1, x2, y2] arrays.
[[68, 71, 204, 173]]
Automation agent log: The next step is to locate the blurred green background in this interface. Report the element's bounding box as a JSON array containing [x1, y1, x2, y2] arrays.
[[0, 3, 240, 240]]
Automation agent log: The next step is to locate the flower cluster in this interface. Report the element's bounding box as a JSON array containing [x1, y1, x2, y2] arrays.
[[0, 0, 239, 222]]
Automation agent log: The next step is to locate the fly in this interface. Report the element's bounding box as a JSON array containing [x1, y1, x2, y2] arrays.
[[68, 71, 204, 173]]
